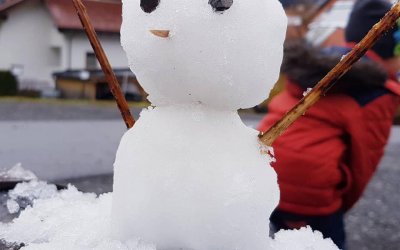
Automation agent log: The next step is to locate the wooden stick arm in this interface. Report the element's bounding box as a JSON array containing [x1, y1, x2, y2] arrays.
[[259, 2, 400, 147], [72, 0, 135, 129]]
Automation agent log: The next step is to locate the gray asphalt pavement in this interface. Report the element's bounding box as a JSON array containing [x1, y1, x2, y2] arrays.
[[0, 99, 399, 250], [0, 99, 261, 180]]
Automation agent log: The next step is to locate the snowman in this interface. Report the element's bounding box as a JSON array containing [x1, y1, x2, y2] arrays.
[[112, 0, 287, 249]]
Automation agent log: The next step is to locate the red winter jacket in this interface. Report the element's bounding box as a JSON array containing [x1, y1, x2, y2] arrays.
[[258, 43, 400, 216]]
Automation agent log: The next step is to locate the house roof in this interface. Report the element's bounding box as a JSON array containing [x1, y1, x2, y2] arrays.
[[45, 0, 122, 33], [0, 0, 122, 33]]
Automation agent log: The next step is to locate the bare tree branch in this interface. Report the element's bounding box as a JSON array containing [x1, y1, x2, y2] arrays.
[[72, 0, 135, 129], [259, 2, 400, 146]]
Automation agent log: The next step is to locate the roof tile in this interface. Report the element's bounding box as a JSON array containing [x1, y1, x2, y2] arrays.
[[45, 0, 122, 33]]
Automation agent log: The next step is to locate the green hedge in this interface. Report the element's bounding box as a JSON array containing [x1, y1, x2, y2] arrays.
[[0, 71, 18, 96]]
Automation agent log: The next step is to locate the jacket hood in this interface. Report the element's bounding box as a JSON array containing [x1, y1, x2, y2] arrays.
[[281, 41, 388, 94]]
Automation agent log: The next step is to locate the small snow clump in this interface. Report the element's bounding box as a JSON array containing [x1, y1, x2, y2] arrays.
[[270, 226, 340, 250], [0, 163, 37, 181]]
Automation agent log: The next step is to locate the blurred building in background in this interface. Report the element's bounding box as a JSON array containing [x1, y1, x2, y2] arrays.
[[0, 0, 143, 99], [306, 0, 354, 46], [282, 0, 354, 45], [53, 68, 145, 101], [254, 0, 354, 112], [0, 0, 355, 101]]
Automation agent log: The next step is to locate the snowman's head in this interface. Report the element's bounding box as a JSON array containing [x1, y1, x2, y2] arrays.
[[121, 0, 287, 110]]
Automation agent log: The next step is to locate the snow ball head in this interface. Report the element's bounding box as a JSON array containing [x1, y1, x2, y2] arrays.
[[121, 0, 287, 109]]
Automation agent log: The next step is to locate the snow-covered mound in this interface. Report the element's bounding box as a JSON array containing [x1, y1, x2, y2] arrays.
[[0, 181, 338, 250], [0, 163, 37, 182], [271, 227, 340, 250], [0, 182, 155, 250]]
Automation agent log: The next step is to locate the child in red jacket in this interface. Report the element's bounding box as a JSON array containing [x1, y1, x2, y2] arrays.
[[258, 0, 400, 249]]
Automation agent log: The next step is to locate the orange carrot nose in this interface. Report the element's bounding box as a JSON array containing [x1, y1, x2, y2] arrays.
[[149, 30, 170, 38]]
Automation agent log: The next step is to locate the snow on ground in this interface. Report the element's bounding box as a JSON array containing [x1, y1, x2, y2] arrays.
[[0, 163, 37, 182], [0, 182, 155, 250], [0, 181, 338, 250]]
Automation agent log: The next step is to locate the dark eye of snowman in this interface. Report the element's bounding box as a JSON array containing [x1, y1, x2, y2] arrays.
[[209, 0, 233, 12], [140, 0, 160, 13]]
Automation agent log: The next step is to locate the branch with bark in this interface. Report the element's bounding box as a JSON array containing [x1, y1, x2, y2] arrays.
[[259, 2, 400, 146], [72, 0, 135, 129]]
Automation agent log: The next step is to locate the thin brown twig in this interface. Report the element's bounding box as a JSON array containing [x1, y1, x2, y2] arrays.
[[72, 0, 135, 129], [259, 2, 400, 146]]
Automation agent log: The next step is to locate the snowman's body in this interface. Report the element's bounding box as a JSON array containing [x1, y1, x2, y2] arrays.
[[112, 0, 287, 249]]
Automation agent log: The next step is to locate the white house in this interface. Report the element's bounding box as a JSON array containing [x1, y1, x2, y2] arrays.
[[0, 0, 128, 92]]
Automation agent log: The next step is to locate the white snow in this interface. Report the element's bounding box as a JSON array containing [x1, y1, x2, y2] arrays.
[[115, 0, 288, 248], [303, 88, 313, 97], [6, 199, 20, 214], [0, 182, 338, 250], [121, 0, 287, 110], [0, 163, 37, 181], [6, 181, 58, 214], [271, 227, 339, 250], [0, 183, 155, 250], [8, 181, 57, 201], [113, 105, 280, 249]]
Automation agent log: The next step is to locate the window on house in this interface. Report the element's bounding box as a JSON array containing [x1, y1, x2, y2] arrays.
[[86, 52, 97, 70]]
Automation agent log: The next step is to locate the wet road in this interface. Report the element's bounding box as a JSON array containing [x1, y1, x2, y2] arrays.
[[0, 99, 261, 180]]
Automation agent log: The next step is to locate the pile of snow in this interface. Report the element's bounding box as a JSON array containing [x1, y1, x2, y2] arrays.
[[271, 227, 339, 250], [0, 163, 37, 181], [6, 181, 57, 214], [0, 182, 338, 250], [0, 182, 155, 250]]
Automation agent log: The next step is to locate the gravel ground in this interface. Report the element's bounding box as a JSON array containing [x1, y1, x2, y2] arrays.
[[1, 98, 399, 250], [346, 138, 400, 250]]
